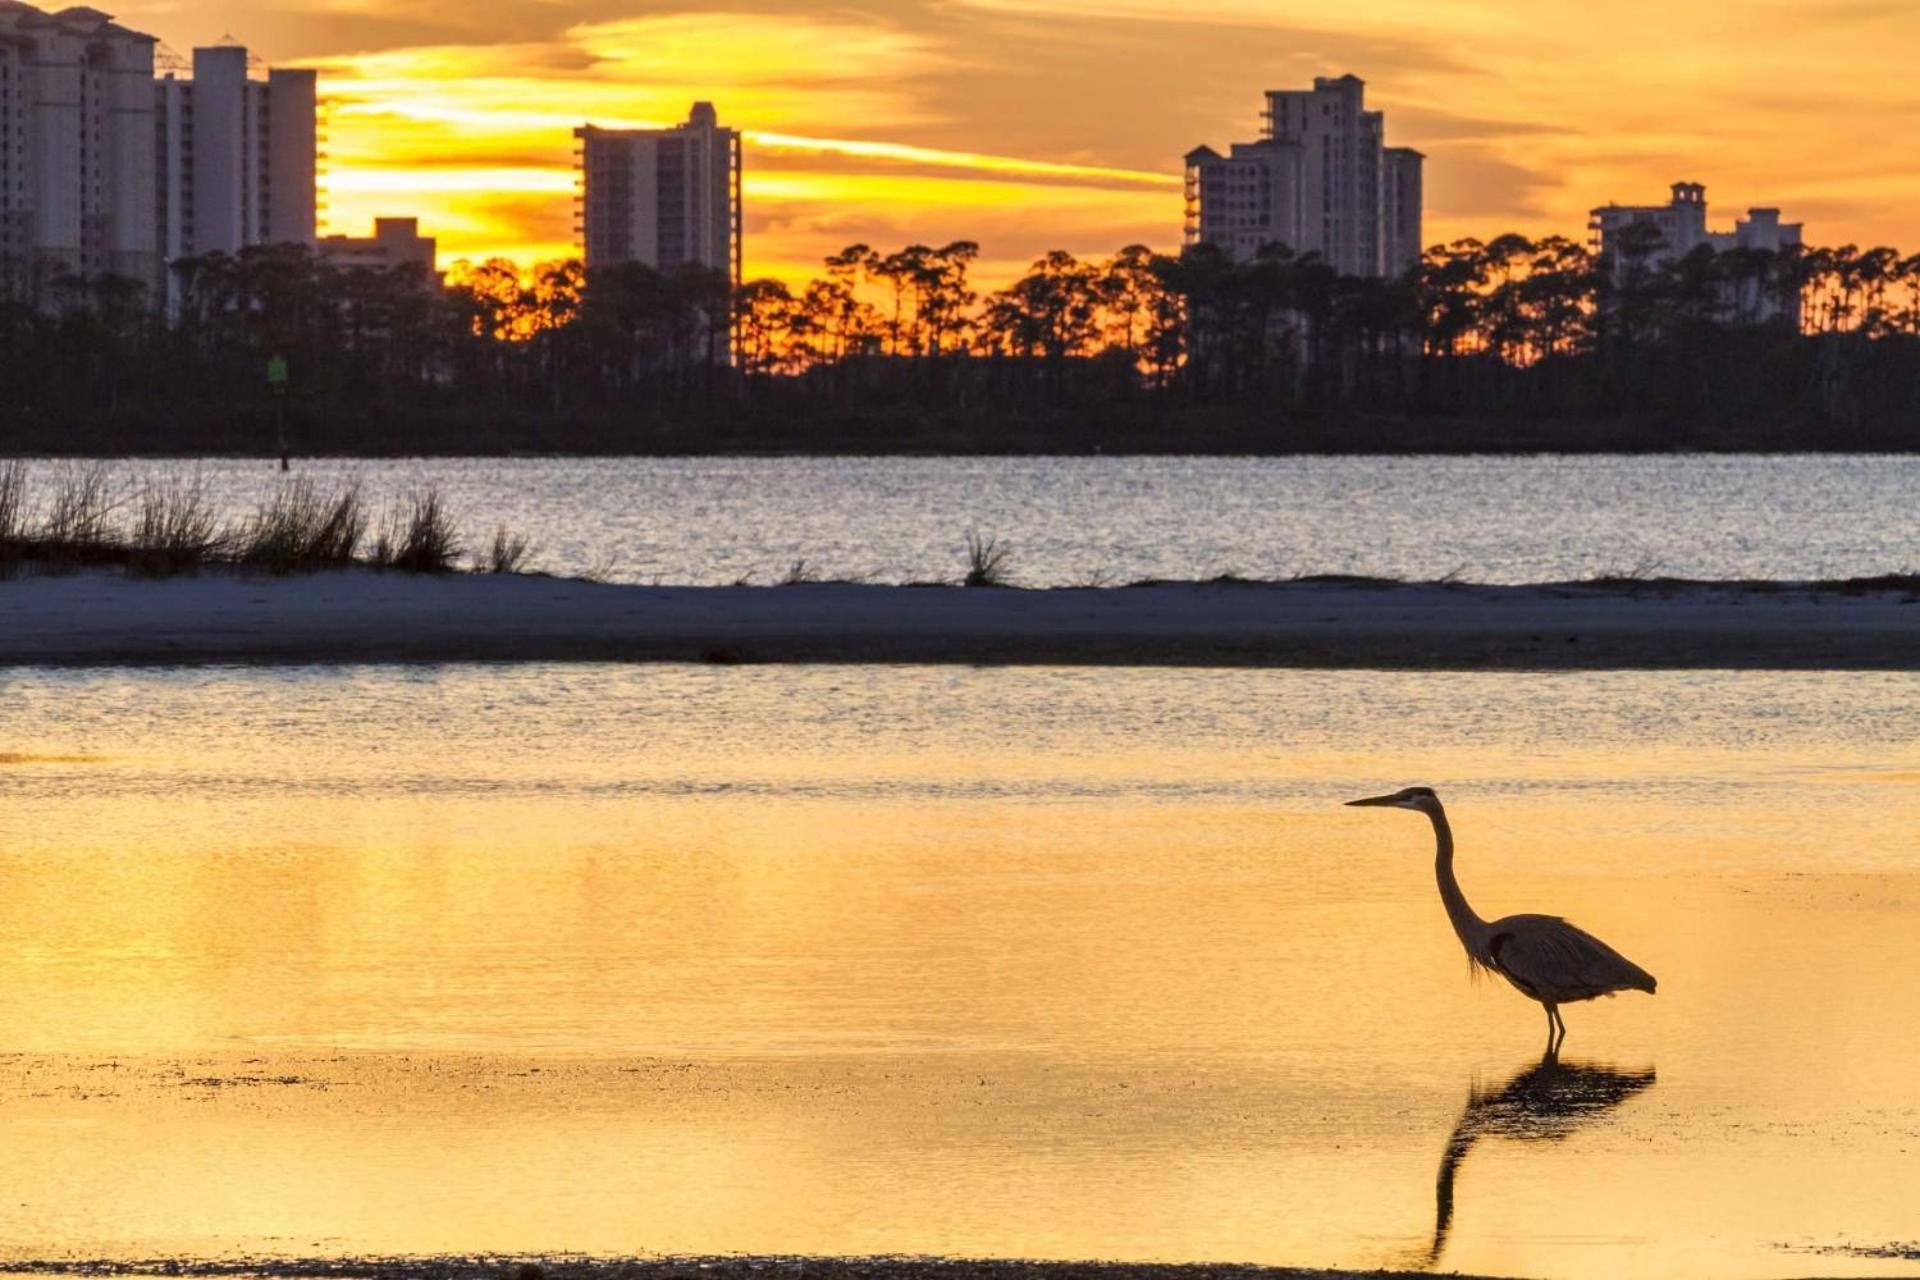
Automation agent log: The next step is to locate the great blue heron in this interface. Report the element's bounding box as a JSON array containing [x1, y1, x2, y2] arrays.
[[1425, 1051, 1656, 1266], [1346, 787, 1656, 1049]]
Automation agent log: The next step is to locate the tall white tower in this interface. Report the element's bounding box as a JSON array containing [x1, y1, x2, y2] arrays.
[[0, 2, 157, 298], [185, 45, 250, 256], [575, 102, 742, 286], [1185, 75, 1422, 278], [155, 42, 319, 299]]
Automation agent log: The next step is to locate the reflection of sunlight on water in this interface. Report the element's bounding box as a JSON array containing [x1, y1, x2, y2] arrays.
[[2, 456, 1913, 585], [0, 666, 1914, 1275], [1805, 768, 1920, 784]]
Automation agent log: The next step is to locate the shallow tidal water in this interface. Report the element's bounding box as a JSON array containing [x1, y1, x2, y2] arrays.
[[0, 664, 1916, 1277]]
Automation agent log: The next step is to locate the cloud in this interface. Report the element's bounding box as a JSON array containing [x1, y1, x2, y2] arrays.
[[1388, 107, 1579, 146], [1423, 147, 1561, 223], [116, 0, 481, 58], [128, 0, 1920, 277], [298, 5, 1190, 280], [947, 0, 1507, 33], [750, 133, 1172, 189]]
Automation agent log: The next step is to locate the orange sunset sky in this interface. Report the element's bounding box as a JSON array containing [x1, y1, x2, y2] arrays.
[[116, 0, 1919, 284]]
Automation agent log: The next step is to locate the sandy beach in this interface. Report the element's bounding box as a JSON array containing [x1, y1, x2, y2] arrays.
[[0, 569, 1913, 669]]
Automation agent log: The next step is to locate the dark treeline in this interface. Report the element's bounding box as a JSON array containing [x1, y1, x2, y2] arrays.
[[2, 230, 1917, 454]]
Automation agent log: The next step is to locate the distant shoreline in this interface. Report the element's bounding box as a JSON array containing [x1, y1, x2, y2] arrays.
[[6, 446, 1917, 460], [2, 570, 1912, 670], [3, 404, 1916, 459], [2, 434, 1914, 461]]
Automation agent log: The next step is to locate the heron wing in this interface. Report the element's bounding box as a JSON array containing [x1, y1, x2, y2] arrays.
[[1487, 914, 1657, 999]]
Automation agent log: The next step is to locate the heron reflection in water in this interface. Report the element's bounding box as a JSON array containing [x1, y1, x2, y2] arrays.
[[1425, 1051, 1657, 1267]]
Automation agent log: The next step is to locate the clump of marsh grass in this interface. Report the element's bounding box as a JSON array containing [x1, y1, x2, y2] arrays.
[[38, 464, 127, 566], [0, 461, 24, 543], [477, 524, 534, 574], [129, 477, 226, 575], [0, 461, 26, 569], [0, 464, 228, 578], [379, 488, 461, 574], [963, 530, 1014, 588], [235, 480, 366, 574], [0, 464, 133, 572], [775, 559, 876, 586], [0, 461, 27, 578], [0, 469, 546, 582]]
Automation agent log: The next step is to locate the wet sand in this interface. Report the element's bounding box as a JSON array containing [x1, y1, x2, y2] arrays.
[[0, 570, 1914, 669]]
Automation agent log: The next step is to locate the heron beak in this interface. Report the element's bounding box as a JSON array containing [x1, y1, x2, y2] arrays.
[[1345, 794, 1402, 807]]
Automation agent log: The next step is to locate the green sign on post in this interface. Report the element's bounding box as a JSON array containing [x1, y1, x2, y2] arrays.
[[266, 355, 289, 388]]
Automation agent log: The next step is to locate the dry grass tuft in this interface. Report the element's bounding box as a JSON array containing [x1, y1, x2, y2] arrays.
[[479, 524, 534, 574], [383, 489, 462, 573], [1, 464, 131, 572], [0, 461, 25, 544], [963, 530, 1014, 588], [130, 477, 227, 575], [235, 480, 366, 574], [0, 468, 540, 582]]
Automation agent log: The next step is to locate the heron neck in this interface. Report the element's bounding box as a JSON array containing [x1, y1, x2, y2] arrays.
[[1430, 804, 1489, 954]]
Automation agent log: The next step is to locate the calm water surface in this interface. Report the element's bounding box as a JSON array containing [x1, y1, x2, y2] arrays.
[[17, 454, 1919, 585], [0, 665, 1917, 1276]]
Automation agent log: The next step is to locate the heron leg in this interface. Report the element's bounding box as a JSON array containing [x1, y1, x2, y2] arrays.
[[1541, 1003, 1565, 1055]]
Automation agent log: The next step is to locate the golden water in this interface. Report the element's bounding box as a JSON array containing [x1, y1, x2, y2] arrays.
[[0, 666, 1914, 1276]]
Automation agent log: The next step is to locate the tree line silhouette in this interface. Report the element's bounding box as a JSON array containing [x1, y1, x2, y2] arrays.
[[1, 230, 1915, 453]]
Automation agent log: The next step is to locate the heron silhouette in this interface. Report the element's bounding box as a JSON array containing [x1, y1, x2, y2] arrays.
[[1347, 787, 1656, 1050], [1425, 1051, 1656, 1267]]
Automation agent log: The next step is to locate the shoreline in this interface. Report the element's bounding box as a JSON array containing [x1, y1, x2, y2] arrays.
[[6, 408, 1917, 458], [0, 1258, 1497, 1280], [4, 440, 1917, 461], [2, 570, 1913, 670]]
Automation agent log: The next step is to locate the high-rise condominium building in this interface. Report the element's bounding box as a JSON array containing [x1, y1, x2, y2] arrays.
[[1382, 146, 1423, 279], [1184, 75, 1423, 278], [575, 102, 741, 285], [0, 2, 159, 294], [1589, 182, 1801, 266], [156, 44, 317, 265], [318, 216, 437, 278], [1589, 181, 1804, 323], [0, 3, 316, 304]]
